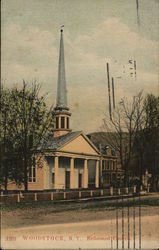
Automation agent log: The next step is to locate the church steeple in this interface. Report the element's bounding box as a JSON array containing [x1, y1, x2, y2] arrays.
[[56, 28, 67, 109], [53, 28, 71, 138]]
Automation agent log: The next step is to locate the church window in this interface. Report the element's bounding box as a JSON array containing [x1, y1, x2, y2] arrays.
[[61, 116, 65, 128], [29, 157, 36, 182], [56, 117, 59, 129]]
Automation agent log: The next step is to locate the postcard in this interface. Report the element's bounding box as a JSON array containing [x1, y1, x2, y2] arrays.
[[1, 0, 159, 249]]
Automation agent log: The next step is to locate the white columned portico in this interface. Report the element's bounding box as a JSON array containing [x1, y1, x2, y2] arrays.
[[70, 158, 74, 189], [84, 159, 88, 188], [54, 156, 59, 189], [96, 160, 99, 188]]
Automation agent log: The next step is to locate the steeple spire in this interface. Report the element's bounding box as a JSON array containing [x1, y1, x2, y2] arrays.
[[56, 28, 67, 109], [53, 28, 71, 138]]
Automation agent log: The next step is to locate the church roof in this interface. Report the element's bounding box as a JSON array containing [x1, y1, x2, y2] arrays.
[[38, 131, 100, 154], [38, 131, 82, 151], [56, 29, 68, 109]]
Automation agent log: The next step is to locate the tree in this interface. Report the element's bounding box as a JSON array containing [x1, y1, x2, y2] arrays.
[[101, 92, 144, 186], [132, 94, 159, 190], [0, 88, 16, 191], [0, 81, 54, 191], [101, 91, 159, 190], [143, 94, 159, 190]]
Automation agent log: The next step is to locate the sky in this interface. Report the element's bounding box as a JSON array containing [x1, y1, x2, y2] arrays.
[[1, 0, 159, 133]]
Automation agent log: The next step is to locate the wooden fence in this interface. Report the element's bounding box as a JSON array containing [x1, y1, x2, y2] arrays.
[[1, 186, 148, 203]]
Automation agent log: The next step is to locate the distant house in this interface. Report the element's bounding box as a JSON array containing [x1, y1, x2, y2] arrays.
[[7, 29, 124, 191], [87, 135, 124, 187]]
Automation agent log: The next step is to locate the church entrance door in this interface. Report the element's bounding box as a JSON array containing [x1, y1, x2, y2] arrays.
[[65, 171, 70, 189], [79, 173, 82, 188]]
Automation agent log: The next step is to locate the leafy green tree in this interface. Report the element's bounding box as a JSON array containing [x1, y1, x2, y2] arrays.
[[0, 88, 14, 191], [0, 81, 54, 191]]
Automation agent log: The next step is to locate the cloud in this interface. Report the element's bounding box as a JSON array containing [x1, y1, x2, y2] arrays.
[[73, 18, 158, 60], [2, 23, 58, 83], [1, 18, 159, 133]]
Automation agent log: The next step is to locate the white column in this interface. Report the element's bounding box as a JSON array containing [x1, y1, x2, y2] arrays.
[[84, 159, 88, 188], [43, 156, 51, 189], [100, 159, 103, 187], [96, 160, 99, 188], [54, 156, 59, 189], [110, 186, 113, 196], [70, 158, 74, 189], [43, 156, 47, 189], [65, 116, 67, 129]]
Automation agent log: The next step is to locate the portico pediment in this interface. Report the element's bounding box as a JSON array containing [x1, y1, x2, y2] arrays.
[[58, 133, 100, 156]]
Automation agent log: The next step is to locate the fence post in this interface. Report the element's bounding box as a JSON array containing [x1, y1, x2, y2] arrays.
[[126, 187, 129, 194], [140, 185, 143, 192], [64, 192, 66, 199], [79, 191, 81, 198], [34, 193, 37, 201], [133, 185, 136, 194], [116, 197, 119, 249], [101, 189, 103, 196], [147, 185, 150, 193], [90, 190, 93, 197], [17, 194, 20, 203], [20, 192, 23, 198], [51, 192, 53, 201], [118, 188, 120, 195], [110, 186, 113, 196]]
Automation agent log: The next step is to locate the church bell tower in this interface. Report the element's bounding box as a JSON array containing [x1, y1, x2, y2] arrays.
[[53, 28, 71, 137]]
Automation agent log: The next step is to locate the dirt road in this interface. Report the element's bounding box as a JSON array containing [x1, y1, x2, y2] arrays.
[[1, 205, 159, 249]]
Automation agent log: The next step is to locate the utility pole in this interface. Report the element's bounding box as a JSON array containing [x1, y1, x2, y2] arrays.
[[106, 62, 112, 120], [133, 193, 136, 249], [112, 77, 116, 109], [122, 191, 124, 249], [139, 190, 141, 249]]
